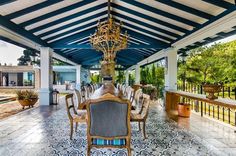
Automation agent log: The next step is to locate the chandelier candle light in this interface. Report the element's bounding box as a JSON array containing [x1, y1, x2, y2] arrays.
[[90, 0, 128, 81]]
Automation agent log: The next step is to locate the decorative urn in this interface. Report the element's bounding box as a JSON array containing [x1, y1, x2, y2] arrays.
[[202, 82, 222, 100]]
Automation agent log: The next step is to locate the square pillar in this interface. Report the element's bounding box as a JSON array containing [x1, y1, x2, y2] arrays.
[[135, 65, 140, 84], [39, 47, 53, 105], [76, 65, 81, 90], [125, 70, 129, 86], [164, 48, 177, 91]]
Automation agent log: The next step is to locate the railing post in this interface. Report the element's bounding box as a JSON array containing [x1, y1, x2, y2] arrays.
[[223, 86, 225, 98], [213, 106, 214, 118], [205, 103, 207, 115], [228, 108, 231, 124], [200, 85, 203, 117], [200, 102, 203, 117], [235, 87, 236, 100], [223, 107, 225, 122], [234, 87, 236, 100], [208, 105, 210, 116], [217, 106, 220, 120]]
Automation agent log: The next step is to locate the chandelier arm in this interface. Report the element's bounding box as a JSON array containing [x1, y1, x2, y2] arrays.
[[90, 5, 128, 63]]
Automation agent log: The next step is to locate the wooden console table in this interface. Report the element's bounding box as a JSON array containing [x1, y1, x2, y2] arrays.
[[166, 90, 236, 112]]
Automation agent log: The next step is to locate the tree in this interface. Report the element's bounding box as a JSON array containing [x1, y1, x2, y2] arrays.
[[17, 49, 38, 66], [52, 59, 67, 66], [115, 70, 125, 84], [178, 40, 236, 85], [90, 73, 100, 83]]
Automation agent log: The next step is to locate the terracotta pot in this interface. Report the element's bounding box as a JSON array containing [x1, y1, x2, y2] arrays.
[[18, 98, 38, 109], [178, 103, 190, 117]]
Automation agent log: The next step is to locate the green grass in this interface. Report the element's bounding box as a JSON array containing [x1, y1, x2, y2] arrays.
[[0, 100, 15, 104]]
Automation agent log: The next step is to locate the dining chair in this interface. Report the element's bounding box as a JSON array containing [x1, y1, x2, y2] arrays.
[[131, 94, 150, 139], [122, 85, 127, 96], [128, 87, 135, 104], [86, 93, 131, 156], [65, 94, 87, 140], [132, 89, 143, 114], [81, 86, 87, 102], [86, 85, 92, 99], [74, 89, 82, 109]]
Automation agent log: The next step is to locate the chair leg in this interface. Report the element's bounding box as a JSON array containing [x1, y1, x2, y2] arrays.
[[142, 121, 147, 139], [127, 139, 131, 156], [127, 147, 131, 156], [87, 145, 91, 156], [138, 122, 141, 131], [70, 121, 73, 140], [75, 122, 78, 132]]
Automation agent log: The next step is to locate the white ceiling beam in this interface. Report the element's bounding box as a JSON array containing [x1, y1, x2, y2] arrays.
[[126, 48, 173, 70], [134, 10, 236, 67], [0, 25, 78, 66], [52, 52, 78, 66], [0, 25, 42, 50], [172, 10, 236, 49]]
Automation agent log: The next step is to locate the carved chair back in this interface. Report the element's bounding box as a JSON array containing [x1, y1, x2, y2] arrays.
[[86, 93, 131, 155]]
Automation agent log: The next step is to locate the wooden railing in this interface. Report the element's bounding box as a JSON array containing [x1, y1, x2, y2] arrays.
[[166, 90, 236, 126], [177, 83, 236, 100]]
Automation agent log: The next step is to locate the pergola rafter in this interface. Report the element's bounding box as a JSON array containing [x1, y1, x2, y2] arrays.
[[0, 0, 235, 67]]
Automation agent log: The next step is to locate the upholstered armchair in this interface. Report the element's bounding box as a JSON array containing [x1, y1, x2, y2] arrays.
[[86, 93, 131, 156]]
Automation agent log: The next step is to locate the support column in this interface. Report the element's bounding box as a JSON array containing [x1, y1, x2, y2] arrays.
[[164, 48, 177, 91], [125, 70, 129, 86], [135, 65, 140, 84], [76, 65, 81, 90], [39, 47, 53, 105]]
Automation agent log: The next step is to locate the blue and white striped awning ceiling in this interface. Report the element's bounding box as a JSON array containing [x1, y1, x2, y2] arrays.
[[0, 0, 236, 68]]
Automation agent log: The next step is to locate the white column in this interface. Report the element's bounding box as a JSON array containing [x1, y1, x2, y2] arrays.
[[125, 70, 129, 86], [135, 65, 140, 84], [39, 47, 53, 105], [164, 48, 177, 91], [76, 65, 81, 90]]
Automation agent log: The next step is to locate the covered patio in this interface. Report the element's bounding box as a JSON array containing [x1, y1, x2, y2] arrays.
[[1, 98, 235, 155], [0, 0, 236, 155]]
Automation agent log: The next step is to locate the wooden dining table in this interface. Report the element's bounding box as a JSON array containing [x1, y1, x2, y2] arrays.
[[78, 83, 124, 110]]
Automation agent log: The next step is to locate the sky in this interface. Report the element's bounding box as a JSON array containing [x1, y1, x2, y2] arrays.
[[0, 34, 236, 65], [0, 40, 24, 65]]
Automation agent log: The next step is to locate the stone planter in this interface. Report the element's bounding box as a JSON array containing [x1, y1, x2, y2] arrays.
[[18, 98, 38, 109], [178, 103, 190, 117]]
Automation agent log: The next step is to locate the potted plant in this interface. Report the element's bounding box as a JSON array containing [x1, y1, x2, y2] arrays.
[[16, 90, 38, 109], [202, 82, 223, 100]]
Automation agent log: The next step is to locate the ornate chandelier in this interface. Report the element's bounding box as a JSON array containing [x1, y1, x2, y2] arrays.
[[90, 0, 128, 63]]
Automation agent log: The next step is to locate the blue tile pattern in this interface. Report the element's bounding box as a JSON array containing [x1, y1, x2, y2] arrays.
[[0, 100, 224, 156]]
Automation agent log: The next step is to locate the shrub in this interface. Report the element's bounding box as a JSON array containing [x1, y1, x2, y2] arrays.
[[16, 90, 38, 100]]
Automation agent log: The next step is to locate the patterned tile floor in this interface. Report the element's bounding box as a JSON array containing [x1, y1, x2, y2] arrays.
[[0, 97, 235, 156]]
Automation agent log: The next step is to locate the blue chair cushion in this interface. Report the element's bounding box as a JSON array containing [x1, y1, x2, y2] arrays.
[[92, 138, 126, 146]]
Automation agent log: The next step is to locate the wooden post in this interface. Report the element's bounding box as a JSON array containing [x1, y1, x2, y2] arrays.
[[165, 91, 179, 112]]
